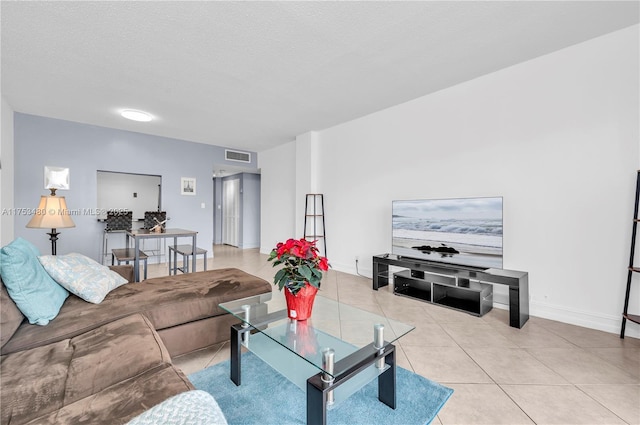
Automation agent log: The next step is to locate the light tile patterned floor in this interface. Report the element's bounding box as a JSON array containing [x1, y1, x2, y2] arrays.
[[147, 245, 640, 425]]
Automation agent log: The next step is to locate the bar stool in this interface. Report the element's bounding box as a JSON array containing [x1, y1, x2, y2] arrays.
[[143, 211, 167, 261], [112, 248, 149, 280], [102, 211, 132, 265], [168, 244, 207, 275]]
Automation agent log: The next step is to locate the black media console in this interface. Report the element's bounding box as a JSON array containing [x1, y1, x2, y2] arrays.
[[372, 254, 529, 328]]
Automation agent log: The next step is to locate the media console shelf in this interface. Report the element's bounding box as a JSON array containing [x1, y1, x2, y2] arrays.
[[394, 269, 494, 316], [373, 254, 529, 328]]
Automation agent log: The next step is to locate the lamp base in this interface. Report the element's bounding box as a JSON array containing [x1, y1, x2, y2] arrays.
[[47, 229, 60, 255]]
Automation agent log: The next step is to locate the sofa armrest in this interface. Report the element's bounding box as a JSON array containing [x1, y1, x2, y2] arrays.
[[109, 265, 134, 283]]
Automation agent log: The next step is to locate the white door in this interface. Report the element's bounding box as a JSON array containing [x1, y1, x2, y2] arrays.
[[222, 178, 240, 246]]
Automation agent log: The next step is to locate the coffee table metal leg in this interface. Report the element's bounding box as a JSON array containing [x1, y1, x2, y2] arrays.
[[374, 323, 385, 369], [230, 324, 242, 386], [306, 379, 327, 425], [373, 323, 396, 409], [306, 348, 334, 425], [322, 348, 335, 406], [378, 346, 396, 409], [241, 305, 251, 346], [231, 305, 252, 386]]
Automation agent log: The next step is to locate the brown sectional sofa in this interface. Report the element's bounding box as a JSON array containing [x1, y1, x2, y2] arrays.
[[2, 267, 272, 357], [1, 266, 272, 424]]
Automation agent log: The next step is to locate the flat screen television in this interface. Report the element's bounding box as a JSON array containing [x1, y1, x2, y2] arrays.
[[392, 197, 503, 269]]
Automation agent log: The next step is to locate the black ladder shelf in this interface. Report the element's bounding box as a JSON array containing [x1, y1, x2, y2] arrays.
[[621, 170, 640, 338], [303, 194, 326, 258]]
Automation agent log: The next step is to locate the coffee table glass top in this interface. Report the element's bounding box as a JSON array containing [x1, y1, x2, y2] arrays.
[[219, 291, 414, 379]]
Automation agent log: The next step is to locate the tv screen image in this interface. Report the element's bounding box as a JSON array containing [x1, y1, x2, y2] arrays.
[[392, 197, 503, 269]]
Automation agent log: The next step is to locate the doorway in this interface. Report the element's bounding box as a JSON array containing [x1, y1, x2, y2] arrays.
[[222, 178, 240, 247]]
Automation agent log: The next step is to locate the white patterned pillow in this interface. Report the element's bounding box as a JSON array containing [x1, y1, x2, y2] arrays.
[[126, 390, 227, 425], [38, 253, 128, 304]]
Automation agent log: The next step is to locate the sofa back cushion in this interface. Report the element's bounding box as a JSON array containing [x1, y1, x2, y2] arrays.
[[0, 238, 68, 325], [0, 279, 25, 349]]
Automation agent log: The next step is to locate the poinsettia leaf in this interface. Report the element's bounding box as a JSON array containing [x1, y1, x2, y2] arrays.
[[274, 268, 287, 285], [299, 265, 313, 280]]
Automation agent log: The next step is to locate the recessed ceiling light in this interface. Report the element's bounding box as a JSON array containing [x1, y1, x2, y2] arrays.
[[120, 109, 153, 122]]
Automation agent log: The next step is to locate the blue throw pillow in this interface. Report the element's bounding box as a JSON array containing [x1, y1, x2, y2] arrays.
[[0, 238, 69, 325]]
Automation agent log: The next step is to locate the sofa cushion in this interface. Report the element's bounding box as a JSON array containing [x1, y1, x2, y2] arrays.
[[1, 339, 72, 423], [0, 280, 24, 348], [1, 268, 271, 355], [0, 238, 68, 325], [61, 313, 174, 404], [39, 253, 128, 303], [0, 314, 189, 425], [25, 365, 193, 425]]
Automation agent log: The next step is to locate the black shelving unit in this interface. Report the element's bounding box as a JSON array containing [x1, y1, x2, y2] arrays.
[[303, 194, 326, 258], [620, 170, 640, 338]]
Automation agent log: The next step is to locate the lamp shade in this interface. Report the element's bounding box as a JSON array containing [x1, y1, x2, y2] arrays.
[[26, 195, 75, 229]]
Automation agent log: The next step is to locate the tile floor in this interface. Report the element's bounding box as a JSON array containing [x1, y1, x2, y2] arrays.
[[147, 245, 640, 425]]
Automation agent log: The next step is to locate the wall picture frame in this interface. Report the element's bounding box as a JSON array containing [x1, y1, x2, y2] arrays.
[[181, 177, 196, 195]]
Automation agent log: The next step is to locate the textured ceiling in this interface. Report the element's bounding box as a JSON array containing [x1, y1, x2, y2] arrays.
[[2, 1, 638, 153]]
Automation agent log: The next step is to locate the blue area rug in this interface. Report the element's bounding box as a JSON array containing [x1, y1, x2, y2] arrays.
[[189, 352, 453, 425]]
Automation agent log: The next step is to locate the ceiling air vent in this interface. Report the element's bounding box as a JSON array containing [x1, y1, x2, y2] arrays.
[[225, 149, 251, 163]]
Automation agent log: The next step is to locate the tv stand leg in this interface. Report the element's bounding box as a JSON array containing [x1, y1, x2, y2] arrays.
[[509, 274, 529, 328], [372, 260, 389, 290]]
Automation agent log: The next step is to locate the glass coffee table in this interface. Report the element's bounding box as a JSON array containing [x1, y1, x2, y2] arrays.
[[219, 292, 414, 425]]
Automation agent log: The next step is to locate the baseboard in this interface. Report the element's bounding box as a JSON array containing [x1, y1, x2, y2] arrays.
[[528, 299, 640, 339]]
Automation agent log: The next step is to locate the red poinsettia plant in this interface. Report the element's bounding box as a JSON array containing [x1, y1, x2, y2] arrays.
[[268, 238, 330, 295]]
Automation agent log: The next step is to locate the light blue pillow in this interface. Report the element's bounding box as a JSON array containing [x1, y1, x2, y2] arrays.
[[39, 253, 128, 304], [0, 238, 69, 325]]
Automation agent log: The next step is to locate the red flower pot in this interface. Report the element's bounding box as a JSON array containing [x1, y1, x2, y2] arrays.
[[285, 320, 319, 356], [284, 284, 318, 321]]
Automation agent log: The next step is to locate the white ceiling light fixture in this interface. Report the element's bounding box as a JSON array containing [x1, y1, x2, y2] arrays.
[[120, 109, 154, 122]]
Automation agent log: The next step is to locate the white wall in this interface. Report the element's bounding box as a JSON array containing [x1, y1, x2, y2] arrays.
[[259, 141, 297, 253], [294, 132, 320, 237], [96, 171, 161, 220], [0, 97, 15, 246], [260, 25, 640, 337]]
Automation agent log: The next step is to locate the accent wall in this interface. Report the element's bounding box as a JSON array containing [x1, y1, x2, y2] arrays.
[[12, 114, 258, 262]]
